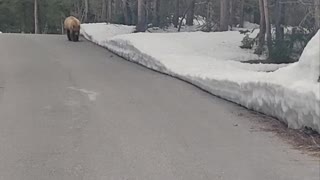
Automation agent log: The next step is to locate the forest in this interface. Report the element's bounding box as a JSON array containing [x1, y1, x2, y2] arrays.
[[0, 0, 319, 61]]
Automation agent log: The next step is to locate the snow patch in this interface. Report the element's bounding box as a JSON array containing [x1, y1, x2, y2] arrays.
[[81, 24, 320, 133]]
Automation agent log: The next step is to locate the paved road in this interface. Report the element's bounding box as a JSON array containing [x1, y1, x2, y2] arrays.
[[0, 34, 318, 180]]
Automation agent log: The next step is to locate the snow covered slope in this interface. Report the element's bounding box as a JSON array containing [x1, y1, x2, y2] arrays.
[[81, 24, 320, 133]]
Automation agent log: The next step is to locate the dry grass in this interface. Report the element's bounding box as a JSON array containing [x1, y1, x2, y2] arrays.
[[237, 109, 320, 158]]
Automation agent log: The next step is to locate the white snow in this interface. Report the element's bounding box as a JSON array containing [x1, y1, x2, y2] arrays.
[[80, 23, 135, 44], [81, 23, 320, 133], [243, 21, 260, 29], [233, 21, 259, 34]]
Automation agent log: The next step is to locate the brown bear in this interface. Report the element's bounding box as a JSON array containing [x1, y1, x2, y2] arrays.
[[64, 16, 81, 42]]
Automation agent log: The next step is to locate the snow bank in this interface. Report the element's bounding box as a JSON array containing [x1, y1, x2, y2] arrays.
[[80, 23, 135, 44], [292, 31, 320, 82], [262, 31, 320, 130], [81, 24, 320, 132]]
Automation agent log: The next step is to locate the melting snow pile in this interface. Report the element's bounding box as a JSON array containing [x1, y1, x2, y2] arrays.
[[81, 24, 320, 133]]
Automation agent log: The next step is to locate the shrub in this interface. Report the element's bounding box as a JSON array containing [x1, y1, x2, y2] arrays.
[[240, 34, 255, 49]]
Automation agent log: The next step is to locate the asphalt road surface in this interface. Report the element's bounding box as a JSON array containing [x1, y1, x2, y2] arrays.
[[0, 34, 318, 180]]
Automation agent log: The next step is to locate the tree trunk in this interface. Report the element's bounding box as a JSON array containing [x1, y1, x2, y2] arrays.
[[229, 0, 235, 28], [220, 0, 229, 31], [315, 0, 320, 30], [263, 0, 272, 57], [61, 17, 64, 34], [101, 0, 107, 22], [137, 0, 147, 32], [186, 0, 195, 26], [255, 0, 266, 55], [131, 2, 137, 25], [152, 0, 160, 26], [173, 0, 180, 28], [84, 0, 89, 23], [72, 0, 81, 19], [205, 0, 213, 31], [107, 0, 112, 22], [114, 0, 121, 23], [275, 0, 284, 41], [159, 0, 169, 28], [34, 0, 39, 34], [123, 0, 131, 25], [239, 0, 244, 28]]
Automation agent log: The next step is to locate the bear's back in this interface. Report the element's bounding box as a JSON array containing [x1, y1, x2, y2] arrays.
[[64, 16, 80, 30]]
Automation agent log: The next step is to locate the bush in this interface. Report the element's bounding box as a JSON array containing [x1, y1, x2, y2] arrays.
[[269, 39, 293, 62], [240, 26, 315, 63], [270, 27, 314, 62], [240, 34, 255, 49]]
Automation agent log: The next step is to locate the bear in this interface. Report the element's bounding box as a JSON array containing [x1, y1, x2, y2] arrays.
[[64, 16, 81, 42]]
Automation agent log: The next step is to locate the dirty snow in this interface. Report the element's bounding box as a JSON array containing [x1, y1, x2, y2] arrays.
[[81, 23, 320, 133]]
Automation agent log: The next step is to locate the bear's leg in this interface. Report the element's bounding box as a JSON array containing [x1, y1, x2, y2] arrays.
[[72, 31, 79, 42], [74, 34, 79, 42], [71, 31, 75, 42], [67, 30, 72, 41]]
